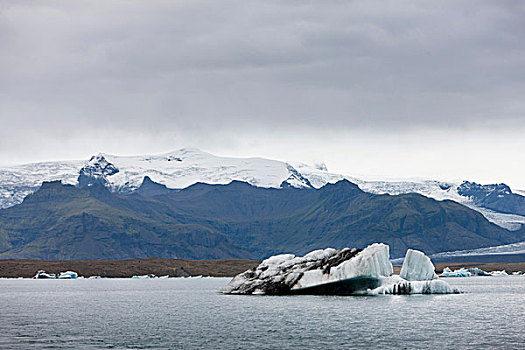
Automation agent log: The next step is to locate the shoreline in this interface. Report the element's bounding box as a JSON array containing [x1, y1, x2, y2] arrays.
[[0, 257, 259, 279], [1, 257, 524, 279]]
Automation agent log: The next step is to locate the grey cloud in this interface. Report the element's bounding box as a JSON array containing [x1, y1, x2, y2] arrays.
[[0, 0, 524, 186]]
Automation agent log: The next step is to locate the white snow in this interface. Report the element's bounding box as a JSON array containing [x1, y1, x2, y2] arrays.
[[399, 249, 437, 281]]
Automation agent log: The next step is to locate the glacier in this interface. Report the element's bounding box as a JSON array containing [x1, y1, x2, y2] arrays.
[[221, 243, 459, 295], [0, 148, 523, 231]]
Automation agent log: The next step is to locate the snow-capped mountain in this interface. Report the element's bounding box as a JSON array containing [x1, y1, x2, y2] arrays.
[[1, 148, 524, 231]]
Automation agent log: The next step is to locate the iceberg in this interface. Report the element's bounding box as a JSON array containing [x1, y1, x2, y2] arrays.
[[512, 271, 523, 276], [400, 249, 437, 281], [58, 271, 78, 279], [33, 270, 56, 279], [221, 243, 459, 295], [467, 267, 491, 276], [489, 270, 508, 277], [439, 267, 472, 277], [132, 274, 155, 279]]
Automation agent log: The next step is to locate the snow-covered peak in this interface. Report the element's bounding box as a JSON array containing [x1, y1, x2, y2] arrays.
[[83, 148, 316, 193], [0, 148, 524, 232]]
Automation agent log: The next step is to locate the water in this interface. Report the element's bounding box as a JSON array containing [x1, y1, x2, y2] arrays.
[[1, 277, 524, 349]]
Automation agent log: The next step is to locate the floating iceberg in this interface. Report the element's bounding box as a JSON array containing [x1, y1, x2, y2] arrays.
[[132, 274, 155, 279], [512, 271, 523, 276], [58, 271, 78, 279], [33, 270, 56, 279], [467, 267, 491, 276], [439, 267, 472, 277], [221, 243, 459, 295], [489, 270, 508, 277]]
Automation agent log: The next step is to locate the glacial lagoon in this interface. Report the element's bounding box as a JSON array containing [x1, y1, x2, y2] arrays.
[[1, 277, 524, 349]]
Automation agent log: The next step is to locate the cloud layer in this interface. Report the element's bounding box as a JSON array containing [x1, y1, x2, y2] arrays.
[[1, 1, 524, 187]]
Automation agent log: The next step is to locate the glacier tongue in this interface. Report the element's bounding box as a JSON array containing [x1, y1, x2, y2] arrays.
[[400, 249, 437, 281]]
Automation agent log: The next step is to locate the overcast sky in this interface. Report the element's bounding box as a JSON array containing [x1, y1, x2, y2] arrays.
[[1, 0, 524, 188]]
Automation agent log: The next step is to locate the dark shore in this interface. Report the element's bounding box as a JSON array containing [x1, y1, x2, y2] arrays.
[[1, 258, 524, 279], [0, 257, 259, 278]]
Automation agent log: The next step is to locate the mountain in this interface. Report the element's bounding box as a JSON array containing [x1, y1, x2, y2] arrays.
[[0, 178, 522, 260], [1, 148, 524, 231]]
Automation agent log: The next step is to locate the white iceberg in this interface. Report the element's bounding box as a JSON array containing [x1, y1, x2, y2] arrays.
[[221, 243, 458, 295], [439, 267, 472, 277], [131, 274, 155, 279], [489, 270, 508, 276], [467, 267, 491, 276], [33, 270, 56, 279], [58, 271, 78, 279], [400, 249, 437, 281]]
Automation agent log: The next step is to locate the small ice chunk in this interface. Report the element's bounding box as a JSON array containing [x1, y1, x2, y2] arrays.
[[489, 270, 508, 276], [58, 271, 78, 279], [33, 270, 56, 279], [467, 267, 491, 276]]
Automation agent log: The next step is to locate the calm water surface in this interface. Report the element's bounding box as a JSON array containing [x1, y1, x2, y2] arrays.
[[1, 277, 524, 349]]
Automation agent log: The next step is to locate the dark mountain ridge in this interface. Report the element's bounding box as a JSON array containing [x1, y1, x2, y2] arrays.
[[0, 178, 522, 260]]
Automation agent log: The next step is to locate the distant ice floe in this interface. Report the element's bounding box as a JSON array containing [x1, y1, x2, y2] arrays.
[[440, 267, 472, 278], [33, 270, 79, 279], [439, 267, 513, 277], [33, 270, 56, 279], [58, 271, 78, 279], [221, 243, 460, 295], [489, 270, 508, 277]]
